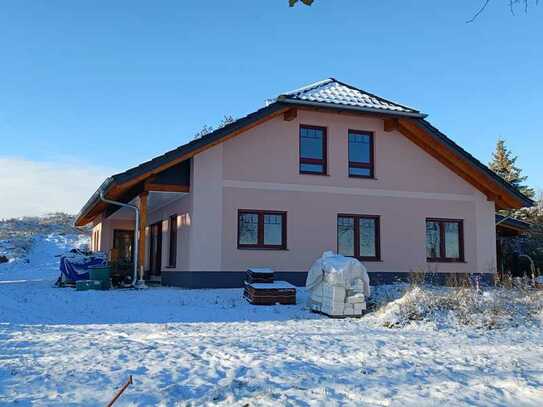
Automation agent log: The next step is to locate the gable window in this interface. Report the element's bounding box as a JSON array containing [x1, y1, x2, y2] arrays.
[[348, 130, 374, 178], [168, 215, 177, 267], [426, 218, 464, 262], [238, 210, 287, 249], [299, 125, 327, 175], [337, 214, 380, 261]]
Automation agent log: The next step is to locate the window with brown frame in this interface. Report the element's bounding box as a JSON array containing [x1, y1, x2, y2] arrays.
[[168, 215, 177, 267], [426, 218, 464, 262], [348, 130, 374, 178], [238, 210, 287, 250], [299, 125, 327, 175], [337, 214, 380, 261]]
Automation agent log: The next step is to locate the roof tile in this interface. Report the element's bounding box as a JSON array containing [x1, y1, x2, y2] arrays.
[[278, 78, 422, 116]]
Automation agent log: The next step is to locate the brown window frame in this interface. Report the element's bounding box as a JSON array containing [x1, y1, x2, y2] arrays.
[[426, 218, 465, 263], [348, 129, 374, 179], [168, 215, 177, 268], [337, 214, 381, 261], [113, 229, 135, 262], [237, 210, 287, 250], [299, 124, 327, 175]]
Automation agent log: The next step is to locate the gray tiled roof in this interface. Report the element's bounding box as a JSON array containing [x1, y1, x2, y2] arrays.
[[277, 78, 424, 117]]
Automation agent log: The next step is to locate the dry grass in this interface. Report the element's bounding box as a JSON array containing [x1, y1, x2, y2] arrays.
[[373, 285, 543, 330]]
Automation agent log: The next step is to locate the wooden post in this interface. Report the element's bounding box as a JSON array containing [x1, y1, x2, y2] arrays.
[[138, 192, 148, 280]]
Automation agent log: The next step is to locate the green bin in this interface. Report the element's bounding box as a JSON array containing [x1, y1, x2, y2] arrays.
[[89, 266, 112, 290]]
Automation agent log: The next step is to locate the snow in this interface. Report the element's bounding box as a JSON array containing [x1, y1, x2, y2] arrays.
[[247, 281, 295, 289], [1, 234, 543, 406]]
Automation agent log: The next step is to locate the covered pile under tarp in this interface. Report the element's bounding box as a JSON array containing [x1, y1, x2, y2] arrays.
[[306, 251, 370, 317], [58, 249, 107, 284]]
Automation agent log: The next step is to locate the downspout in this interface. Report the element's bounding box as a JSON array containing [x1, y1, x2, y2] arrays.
[[99, 191, 140, 288]]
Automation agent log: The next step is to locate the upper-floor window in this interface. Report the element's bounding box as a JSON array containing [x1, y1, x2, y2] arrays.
[[337, 214, 381, 261], [238, 210, 287, 250], [299, 125, 327, 175], [426, 218, 464, 262], [348, 130, 374, 178]]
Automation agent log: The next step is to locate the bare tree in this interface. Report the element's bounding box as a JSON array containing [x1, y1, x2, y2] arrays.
[[468, 0, 539, 22], [289, 0, 313, 6], [289, 0, 539, 22], [193, 115, 236, 140]]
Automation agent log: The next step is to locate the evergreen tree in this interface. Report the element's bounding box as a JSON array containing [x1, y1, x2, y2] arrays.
[[489, 138, 535, 199]]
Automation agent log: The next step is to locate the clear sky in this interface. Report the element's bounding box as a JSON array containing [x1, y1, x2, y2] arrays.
[[0, 0, 541, 217]]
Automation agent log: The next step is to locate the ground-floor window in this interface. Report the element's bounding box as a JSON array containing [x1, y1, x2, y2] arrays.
[[238, 210, 287, 250], [168, 215, 177, 267], [426, 218, 464, 262], [337, 214, 380, 261], [113, 229, 134, 262]]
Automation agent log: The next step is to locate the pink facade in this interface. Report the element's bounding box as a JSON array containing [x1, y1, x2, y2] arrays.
[[93, 109, 497, 279]]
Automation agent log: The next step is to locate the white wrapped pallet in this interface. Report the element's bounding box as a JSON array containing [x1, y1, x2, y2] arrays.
[[306, 251, 370, 318]]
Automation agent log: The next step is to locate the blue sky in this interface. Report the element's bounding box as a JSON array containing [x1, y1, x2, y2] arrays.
[[0, 1, 541, 216]]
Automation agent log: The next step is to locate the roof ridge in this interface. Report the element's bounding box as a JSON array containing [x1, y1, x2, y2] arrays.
[[331, 78, 420, 113], [277, 77, 423, 116], [280, 78, 334, 97]]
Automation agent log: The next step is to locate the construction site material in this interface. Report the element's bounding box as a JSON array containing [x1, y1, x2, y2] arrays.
[[75, 280, 102, 291], [244, 281, 296, 305], [89, 266, 112, 290], [106, 375, 133, 407], [246, 267, 275, 284], [306, 251, 370, 318]]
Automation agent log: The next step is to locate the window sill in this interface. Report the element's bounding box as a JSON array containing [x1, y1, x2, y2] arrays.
[[349, 175, 377, 180], [299, 172, 329, 176], [165, 266, 177, 269], [238, 247, 289, 251], [427, 259, 466, 264], [343, 255, 381, 262]]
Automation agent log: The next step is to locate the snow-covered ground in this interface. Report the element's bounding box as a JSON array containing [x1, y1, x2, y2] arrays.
[[1, 234, 543, 406]]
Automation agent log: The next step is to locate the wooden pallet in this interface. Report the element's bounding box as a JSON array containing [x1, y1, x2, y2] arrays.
[[244, 281, 296, 305], [246, 268, 275, 284]]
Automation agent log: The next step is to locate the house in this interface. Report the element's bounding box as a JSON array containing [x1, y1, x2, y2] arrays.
[[75, 78, 534, 288]]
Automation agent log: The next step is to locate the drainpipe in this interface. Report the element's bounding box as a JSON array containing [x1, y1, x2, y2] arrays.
[[99, 191, 140, 288]]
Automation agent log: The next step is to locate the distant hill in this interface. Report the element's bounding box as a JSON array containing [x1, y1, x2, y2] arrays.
[[0, 213, 90, 261]]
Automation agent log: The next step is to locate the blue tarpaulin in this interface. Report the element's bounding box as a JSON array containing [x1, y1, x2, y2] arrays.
[[59, 250, 107, 282]]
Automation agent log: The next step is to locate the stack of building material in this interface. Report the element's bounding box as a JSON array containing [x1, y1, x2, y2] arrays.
[[306, 252, 370, 318], [246, 268, 275, 284], [244, 268, 296, 305]]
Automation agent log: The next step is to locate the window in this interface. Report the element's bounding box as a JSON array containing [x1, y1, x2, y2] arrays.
[[426, 218, 464, 262], [168, 215, 177, 267], [337, 214, 380, 261], [113, 229, 134, 262], [348, 130, 374, 178], [299, 125, 327, 175], [238, 210, 287, 249]]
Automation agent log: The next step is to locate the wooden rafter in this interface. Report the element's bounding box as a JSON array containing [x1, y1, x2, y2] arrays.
[[397, 118, 522, 209], [283, 108, 298, 121]]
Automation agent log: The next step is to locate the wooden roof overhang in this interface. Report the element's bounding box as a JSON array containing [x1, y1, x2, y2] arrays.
[[496, 214, 531, 237], [75, 102, 533, 227], [75, 102, 291, 226]]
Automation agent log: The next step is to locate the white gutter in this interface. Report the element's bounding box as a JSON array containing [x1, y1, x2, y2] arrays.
[[495, 214, 514, 226], [99, 191, 146, 289]]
